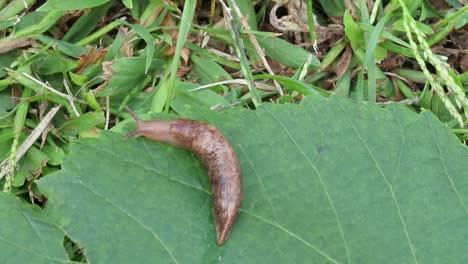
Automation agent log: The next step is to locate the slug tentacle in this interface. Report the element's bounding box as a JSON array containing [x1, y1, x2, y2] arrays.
[[124, 106, 143, 124], [123, 106, 144, 139], [124, 107, 242, 246]]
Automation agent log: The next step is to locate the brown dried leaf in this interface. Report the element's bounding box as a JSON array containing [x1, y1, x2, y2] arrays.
[[161, 13, 191, 66], [461, 54, 468, 73], [94, 61, 115, 93], [269, 0, 309, 32], [76, 47, 108, 74], [162, 13, 177, 41], [0, 38, 35, 54], [118, 27, 134, 57], [334, 44, 352, 79]]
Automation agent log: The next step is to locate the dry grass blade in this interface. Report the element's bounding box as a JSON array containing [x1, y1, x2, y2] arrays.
[[189, 79, 275, 92], [23, 73, 87, 104], [63, 79, 80, 117], [229, 1, 283, 95], [0, 106, 61, 180], [219, 0, 261, 106]]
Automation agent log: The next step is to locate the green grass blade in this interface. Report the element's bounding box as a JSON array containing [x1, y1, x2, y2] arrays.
[[365, 13, 390, 103], [162, 0, 196, 113], [254, 74, 330, 97], [122, 22, 155, 74], [10, 10, 63, 39], [306, 0, 317, 47], [62, 2, 113, 43], [224, 0, 261, 107], [0, 0, 36, 20], [38, 0, 111, 11], [122, 0, 132, 9], [75, 20, 123, 46], [3, 87, 32, 192]]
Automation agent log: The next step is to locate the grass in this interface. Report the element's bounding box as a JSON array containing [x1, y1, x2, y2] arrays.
[[0, 0, 466, 200]]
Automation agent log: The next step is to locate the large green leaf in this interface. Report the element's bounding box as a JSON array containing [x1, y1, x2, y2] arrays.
[[36, 96, 467, 263], [0, 193, 74, 263]]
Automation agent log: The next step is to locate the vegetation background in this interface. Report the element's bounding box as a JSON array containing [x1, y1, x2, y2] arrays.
[[0, 0, 467, 263]]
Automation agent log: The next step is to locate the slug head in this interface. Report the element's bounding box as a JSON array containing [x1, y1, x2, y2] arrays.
[[123, 106, 179, 146]]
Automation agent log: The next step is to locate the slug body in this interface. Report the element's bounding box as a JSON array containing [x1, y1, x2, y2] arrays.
[[125, 107, 242, 246]]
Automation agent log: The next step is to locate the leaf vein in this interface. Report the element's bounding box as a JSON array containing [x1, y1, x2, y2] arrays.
[[424, 114, 468, 214], [0, 234, 74, 263], [76, 181, 180, 264], [390, 107, 405, 185], [264, 108, 350, 264], [84, 142, 209, 194], [241, 209, 341, 264], [337, 100, 418, 264], [237, 144, 280, 222]]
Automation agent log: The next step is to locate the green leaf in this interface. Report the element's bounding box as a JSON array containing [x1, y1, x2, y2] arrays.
[[97, 57, 164, 96], [374, 44, 387, 61], [256, 36, 320, 70], [11, 10, 63, 38], [120, 22, 155, 74], [344, 10, 364, 47], [159, 0, 197, 112], [37, 96, 468, 263], [61, 2, 113, 43], [30, 53, 77, 75], [35, 35, 88, 57], [58, 111, 105, 137], [84, 91, 102, 112], [453, 9, 468, 29], [38, 0, 111, 11], [171, 81, 230, 113], [335, 69, 352, 97], [151, 0, 179, 11], [319, 40, 347, 71], [318, 0, 346, 17], [14, 146, 49, 187], [14, 10, 49, 31], [69, 72, 88, 86], [0, 16, 19, 30], [253, 73, 328, 96], [122, 0, 133, 9], [364, 13, 390, 67], [42, 145, 66, 166], [0, 193, 72, 263], [186, 41, 241, 70], [393, 19, 434, 35], [0, 52, 17, 78], [358, 22, 412, 48], [191, 54, 232, 84], [6, 69, 69, 106]]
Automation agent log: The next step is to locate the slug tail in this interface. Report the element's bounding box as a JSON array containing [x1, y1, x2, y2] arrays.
[[214, 211, 236, 246], [215, 225, 229, 246]]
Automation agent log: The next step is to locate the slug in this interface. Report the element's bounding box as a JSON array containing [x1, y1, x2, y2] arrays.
[[124, 106, 242, 246]]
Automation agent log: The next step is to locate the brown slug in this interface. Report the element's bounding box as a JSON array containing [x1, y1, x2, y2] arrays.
[[124, 106, 242, 246]]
